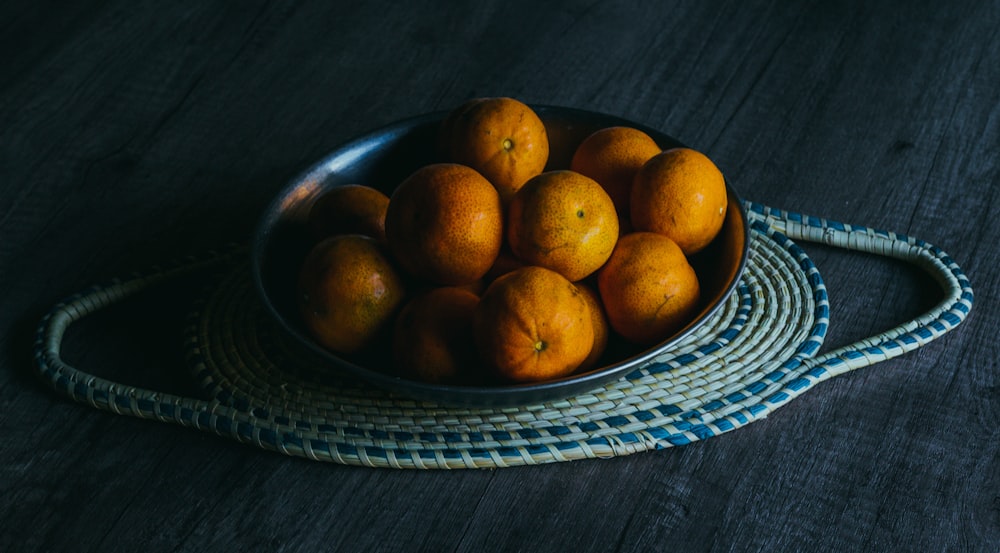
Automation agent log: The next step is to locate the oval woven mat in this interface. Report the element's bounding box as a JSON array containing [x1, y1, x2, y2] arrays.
[[183, 219, 828, 468]]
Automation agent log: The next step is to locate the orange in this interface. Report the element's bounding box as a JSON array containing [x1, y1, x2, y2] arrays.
[[297, 234, 407, 354], [307, 184, 390, 243], [392, 287, 480, 383], [442, 97, 549, 204], [454, 279, 487, 297], [437, 97, 486, 159], [597, 232, 700, 345], [384, 163, 503, 286], [576, 282, 610, 372], [630, 147, 728, 255], [482, 247, 525, 285], [474, 266, 594, 383], [507, 170, 619, 282], [570, 126, 661, 220]]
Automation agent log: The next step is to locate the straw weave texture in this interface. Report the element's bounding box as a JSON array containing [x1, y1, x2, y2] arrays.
[[34, 203, 973, 469]]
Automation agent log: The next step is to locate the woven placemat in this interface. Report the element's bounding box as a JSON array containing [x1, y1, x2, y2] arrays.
[[34, 203, 974, 469]]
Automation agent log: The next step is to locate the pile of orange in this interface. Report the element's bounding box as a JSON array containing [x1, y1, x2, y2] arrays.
[[296, 97, 729, 385]]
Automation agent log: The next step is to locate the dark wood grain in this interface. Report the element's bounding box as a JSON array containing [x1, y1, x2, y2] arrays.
[[2, 1, 998, 552]]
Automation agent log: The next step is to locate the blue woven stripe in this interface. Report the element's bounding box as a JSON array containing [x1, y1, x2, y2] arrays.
[[525, 444, 555, 455], [763, 369, 787, 383], [56, 375, 70, 394], [692, 425, 715, 439], [603, 415, 629, 427], [825, 219, 846, 231], [616, 432, 640, 444], [787, 377, 810, 392], [158, 402, 173, 417], [702, 399, 725, 412], [799, 334, 823, 356], [719, 327, 740, 341], [674, 353, 698, 365], [666, 434, 691, 446], [236, 421, 252, 441], [310, 439, 330, 455], [725, 391, 746, 403], [861, 346, 885, 357], [824, 357, 845, 370], [714, 418, 735, 432], [260, 428, 277, 447], [941, 311, 963, 325], [555, 441, 580, 452], [281, 433, 303, 450], [444, 431, 470, 442], [806, 366, 827, 379], [633, 410, 655, 423], [627, 365, 654, 378], [700, 342, 723, 355], [766, 391, 789, 404], [655, 404, 683, 416], [644, 426, 670, 441], [115, 394, 131, 410], [842, 350, 866, 361]]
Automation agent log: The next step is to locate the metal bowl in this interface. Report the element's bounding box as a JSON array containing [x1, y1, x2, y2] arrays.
[[251, 106, 749, 407]]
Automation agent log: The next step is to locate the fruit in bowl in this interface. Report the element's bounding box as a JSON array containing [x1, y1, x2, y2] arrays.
[[252, 99, 748, 406]]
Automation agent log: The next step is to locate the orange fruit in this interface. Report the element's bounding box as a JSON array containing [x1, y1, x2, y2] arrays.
[[384, 163, 503, 286], [597, 232, 700, 345], [483, 247, 525, 285], [570, 126, 661, 220], [307, 184, 390, 243], [576, 282, 610, 372], [454, 279, 487, 297], [437, 97, 486, 159], [442, 97, 549, 204], [474, 266, 594, 383], [630, 147, 728, 255], [297, 234, 407, 354], [507, 170, 619, 282], [392, 287, 480, 383]]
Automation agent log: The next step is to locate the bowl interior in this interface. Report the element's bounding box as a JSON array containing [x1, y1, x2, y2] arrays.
[[251, 106, 749, 407]]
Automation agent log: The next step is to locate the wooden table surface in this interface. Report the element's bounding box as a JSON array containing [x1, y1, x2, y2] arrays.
[[2, 1, 997, 551]]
